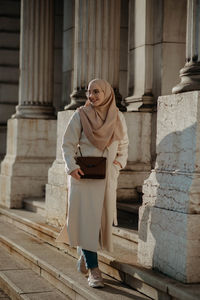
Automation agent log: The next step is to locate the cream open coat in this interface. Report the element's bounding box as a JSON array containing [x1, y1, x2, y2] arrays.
[[56, 110, 129, 252]]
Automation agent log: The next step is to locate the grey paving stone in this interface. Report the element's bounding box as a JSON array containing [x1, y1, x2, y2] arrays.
[[0, 247, 28, 271], [0, 220, 151, 300], [1, 269, 53, 294], [20, 290, 68, 300]]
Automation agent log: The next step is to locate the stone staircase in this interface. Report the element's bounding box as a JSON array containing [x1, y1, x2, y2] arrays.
[[0, 207, 199, 300], [0, 0, 20, 162]]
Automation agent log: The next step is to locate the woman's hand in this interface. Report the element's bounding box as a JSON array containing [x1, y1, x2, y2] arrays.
[[70, 168, 84, 180], [113, 160, 122, 168]]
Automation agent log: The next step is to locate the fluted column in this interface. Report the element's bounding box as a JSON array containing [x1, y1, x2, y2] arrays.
[[124, 0, 154, 112], [65, 0, 124, 110], [13, 0, 55, 119], [172, 0, 200, 93]]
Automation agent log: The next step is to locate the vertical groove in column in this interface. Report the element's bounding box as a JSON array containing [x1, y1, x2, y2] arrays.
[[102, 0, 109, 81], [29, 0, 34, 103], [48, 0, 54, 103], [34, 0, 39, 103], [39, 0, 45, 103], [88, 0, 95, 83], [114, 0, 120, 87], [81, 0, 87, 87], [95, 0, 102, 79], [44, 0, 48, 103], [73, 0, 79, 90], [196, 0, 200, 59], [108, 0, 114, 85]]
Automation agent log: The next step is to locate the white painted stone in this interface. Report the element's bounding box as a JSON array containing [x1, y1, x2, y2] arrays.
[[124, 112, 152, 164], [138, 205, 200, 283], [45, 111, 73, 226], [0, 119, 56, 208], [138, 92, 200, 283]]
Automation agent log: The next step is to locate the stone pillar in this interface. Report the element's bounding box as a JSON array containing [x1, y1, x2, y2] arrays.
[[13, 0, 55, 119], [138, 92, 200, 283], [125, 0, 187, 111], [125, 0, 154, 112], [172, 0, 200, 93], [0, 0, 57, 208], [65, 0, 124, 110]]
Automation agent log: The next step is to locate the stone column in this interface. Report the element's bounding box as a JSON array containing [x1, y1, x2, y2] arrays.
[[172, 0, 200, 93], [65, 0, 124, 110], [124, 0, 154, 112], [138, 92, 200, 283], [0, 0, 57, 208], [13, 0, 55, 119]]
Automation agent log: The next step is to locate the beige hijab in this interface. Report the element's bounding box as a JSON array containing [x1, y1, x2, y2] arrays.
[[78, 79, 124, 151]]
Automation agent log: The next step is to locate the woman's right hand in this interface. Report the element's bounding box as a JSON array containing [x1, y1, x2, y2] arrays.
[[70, 168, 84, 180]]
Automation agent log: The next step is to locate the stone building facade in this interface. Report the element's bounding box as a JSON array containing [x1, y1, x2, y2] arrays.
[[0, 0, 199, 285]]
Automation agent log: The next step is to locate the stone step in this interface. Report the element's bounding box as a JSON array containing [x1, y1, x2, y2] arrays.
[[0, 1, 20, 17], [0, 208, 199, 300], [0, 218, 151, 300], [117, 202, 141, 214], [0, 16, 20, 32], [0, 103, 16, 124], [0, 83, 18, 103], [1, 205, 138, 254], [0, 49, 19, 67], [0, 245, 68, 300], [23, 198, 46, 217], [0, 32, 19, 49], [0, 66, 19, 83]]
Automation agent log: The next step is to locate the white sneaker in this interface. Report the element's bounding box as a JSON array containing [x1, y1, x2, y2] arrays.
[[88, 267, 104, 288], [77, 255, 88, 274]]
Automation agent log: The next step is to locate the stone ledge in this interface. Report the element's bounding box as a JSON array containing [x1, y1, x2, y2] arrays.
[[0, 246, 67, 300], [0, 219, 150, 300], [0, 208, 199, 300]]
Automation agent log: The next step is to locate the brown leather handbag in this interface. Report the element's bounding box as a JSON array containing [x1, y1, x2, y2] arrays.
[[75, 146, 106, 179]]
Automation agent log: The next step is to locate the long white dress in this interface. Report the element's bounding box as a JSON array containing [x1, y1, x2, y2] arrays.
[[56, 110, 129, 252]]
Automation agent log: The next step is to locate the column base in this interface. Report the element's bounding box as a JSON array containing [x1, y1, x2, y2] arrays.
[[12, 104, 56, 119], [65, 87, 127, 111], [172, 63, 200, 94], [64, 88, 86, 110], [125, 93, 154, 112], [0, 118, 56, 208]]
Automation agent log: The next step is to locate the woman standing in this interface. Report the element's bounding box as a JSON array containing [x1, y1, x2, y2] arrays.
[[57, 79, 129, 288]]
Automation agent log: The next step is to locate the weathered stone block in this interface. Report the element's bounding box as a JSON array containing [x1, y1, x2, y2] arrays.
[[138, 92, 200, 283], [45, 111, 73, 225], [138, 205, 200, 283], [0, 119, 57, 208]]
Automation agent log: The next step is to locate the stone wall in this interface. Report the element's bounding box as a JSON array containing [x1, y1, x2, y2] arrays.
[[138, 91, 200, 283]]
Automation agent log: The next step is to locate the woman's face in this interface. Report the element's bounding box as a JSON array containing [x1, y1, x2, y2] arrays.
[[86, 82, 105, 106]]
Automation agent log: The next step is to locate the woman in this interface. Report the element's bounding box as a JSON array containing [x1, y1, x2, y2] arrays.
[[56, 79, 129, 288]]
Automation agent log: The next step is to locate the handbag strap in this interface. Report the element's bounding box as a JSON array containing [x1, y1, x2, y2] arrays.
[[78, 120, 105, 157], [78, 145, 105, 157]]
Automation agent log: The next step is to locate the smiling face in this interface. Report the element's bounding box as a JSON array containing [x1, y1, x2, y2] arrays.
[[86, 82, 105, 106]]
